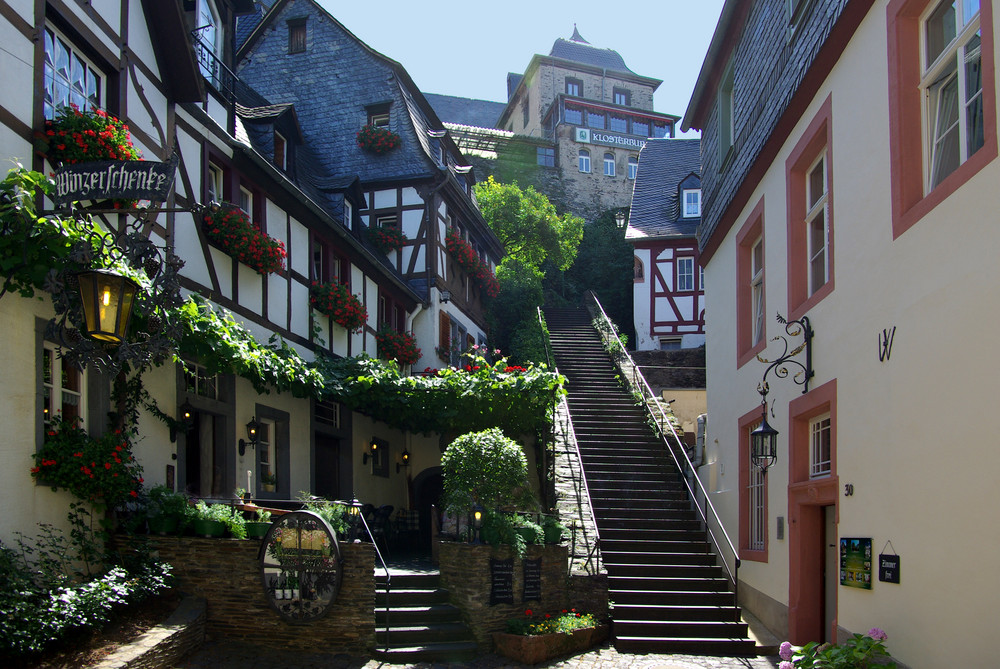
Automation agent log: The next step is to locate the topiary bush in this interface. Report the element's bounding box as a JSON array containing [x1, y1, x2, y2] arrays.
[[441, 427, 536, 514]]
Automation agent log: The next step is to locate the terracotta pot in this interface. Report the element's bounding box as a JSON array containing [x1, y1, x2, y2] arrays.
[[492, 625, 608, 665]]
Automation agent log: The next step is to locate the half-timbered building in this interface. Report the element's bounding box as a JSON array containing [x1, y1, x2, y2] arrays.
[[235, 0, 503, 370], [625, 138, 704, 350], [0, 0, 495, 545]]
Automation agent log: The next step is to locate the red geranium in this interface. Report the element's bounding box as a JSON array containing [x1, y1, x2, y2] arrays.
[[445, 228, 499, 299], [310, 280, 368, 333], [202, 204, 286, 275]]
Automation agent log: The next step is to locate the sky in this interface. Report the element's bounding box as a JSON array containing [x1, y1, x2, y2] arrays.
[[316, 1, 726, 136]]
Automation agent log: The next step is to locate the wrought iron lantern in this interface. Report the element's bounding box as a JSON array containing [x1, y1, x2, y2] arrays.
[[472, 503, 484, 545], [752, 314, 815, 473], [170, 400, 196, 442], [239, 416, 261, 456], [615, 209, 627, 229], [76, 269, 140, 344], [396, 447, 411, 473], [363, 438, 379, 465]]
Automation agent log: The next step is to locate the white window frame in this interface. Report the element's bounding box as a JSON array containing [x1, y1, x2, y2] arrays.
[[42, 342, 86, 428], [578, 149, 591, 173], [258, 418, 275, 483], [751, 237, 764, 346], [683, 189, 702, 217], [369, 111, 389, 128], [343, 200, 352, 228], [603, 153, 616, 177], [628, 156, 638, 180], [239, 185, 253, 216], [921, 0, 983, 191], [43, 26, 104, 120], [805, 152, 829, 295], [566, 78, 582, 97], [809, 413, 832, 478], [676, 257, 695, 292], [747, 421, 766, 551], [207, 162, 223, 203]]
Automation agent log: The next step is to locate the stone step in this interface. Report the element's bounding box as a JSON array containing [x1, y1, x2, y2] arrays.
[[371, 641, 479, 663], [375, 622, 475, 646], [612, 635, 756, 656]]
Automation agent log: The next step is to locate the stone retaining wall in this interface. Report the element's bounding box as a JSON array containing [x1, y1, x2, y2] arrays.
[[149, 537, 374, 652], [93, 596, 205, 669]]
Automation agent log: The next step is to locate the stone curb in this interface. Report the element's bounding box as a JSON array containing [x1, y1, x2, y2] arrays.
[[92, 596, 206, 669]]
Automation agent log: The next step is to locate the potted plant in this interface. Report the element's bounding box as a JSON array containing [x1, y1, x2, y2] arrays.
[[309, 280, 368, 333], [191, 501, 246, 539], [356, 124, 400, 155], [261, 470, 277, 492], [366, 224, 406, 254], [245, 508, 272, 539], [493, 609, 607, 665], [514, 516, 544, 546], [375, 326, 421, 366], [542, 515, 567, 545], [146, 485, 190, 535]]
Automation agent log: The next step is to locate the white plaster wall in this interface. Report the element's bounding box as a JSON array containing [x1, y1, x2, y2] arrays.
[[704, 6, 1000, 666], [372, 189, 396, 210], [289, 279, 309, 341], [633, 248, 653, 350], [238, 265, 263, 315], [401, 187, 422, 207], [289, 217, 309, 277], [267, 273, 287, 328]]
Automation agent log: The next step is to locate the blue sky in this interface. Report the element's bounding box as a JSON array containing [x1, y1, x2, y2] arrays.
[[317, 1, 725, 135]]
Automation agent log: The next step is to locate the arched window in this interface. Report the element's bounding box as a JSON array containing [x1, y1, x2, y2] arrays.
[[604, 153, 616, 177], [578, 149, 591, 173], [633, 256, 644, 281]]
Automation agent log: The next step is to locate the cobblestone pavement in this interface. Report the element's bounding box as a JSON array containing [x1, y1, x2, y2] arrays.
[[175, 640, 781, 669]]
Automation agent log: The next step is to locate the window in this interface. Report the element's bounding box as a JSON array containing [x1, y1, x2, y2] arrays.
[[751, 239, 764, 346], [311, 237, 342, 284], [603, 153, 615, 177], [887, 0, 996, 237], [676, 257, 695, 292], [565, 78, 582, 97], [343, 200, 352, 228], [739, 410, 768, 561], [315, 399, 340, 428], [184, 362, 218, 400], [239, 186, 253, 216], [719, 59, 735, 166], [273, 132, 286, 170], [683, 189, 702, 217], [207, 162, 223, 202], [195, 0, 223, 86], [376, 214, 398, 232], [736, 199, 766, 367], [613, 88, 630, 106], [610, 116, 628, 133], [258, 419, 275, 487], [367, 103, 391, 128], [565, 106, 583, 125], [809, 413, 832, 478], [628, 156, 638, 179], [536, 147, 555, 167], [786, 96, 833, 317], [42, 342, 85, 428], [288, 18, 307, 54], [633, 256, 644, 281], [578, 149, 591, 173], [924, 0, 984, 189], [806, 154, 828, 294], [587, 111, 605, 129], [659, 338, 682, 350], [632, 120, 649, 137], [653, 123, 671, 138], [43, 27, 103, 120]]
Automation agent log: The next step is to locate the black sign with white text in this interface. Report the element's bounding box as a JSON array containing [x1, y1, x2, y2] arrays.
[[878, 553, 900, 584], [52, 156, 177, 205], [489, 557, 514, 605]]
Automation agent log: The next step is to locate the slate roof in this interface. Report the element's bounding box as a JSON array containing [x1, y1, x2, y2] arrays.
[[424, 93, 505, 129], [235, 0, 272, 50], [549, 35, 635, 75], [625, 139, 702, 241]]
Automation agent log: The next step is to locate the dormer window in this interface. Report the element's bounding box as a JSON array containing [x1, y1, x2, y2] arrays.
[[367, 102, 391, 128], [288, 18, 307, 54], [683, 189, 702, 217], [274, 131, 287, 170]]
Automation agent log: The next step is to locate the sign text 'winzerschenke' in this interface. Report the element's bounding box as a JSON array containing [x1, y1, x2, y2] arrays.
[[52, 157, 177, 205]]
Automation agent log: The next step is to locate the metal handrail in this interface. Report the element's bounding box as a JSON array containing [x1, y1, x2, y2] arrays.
[[537, 306, 553, 369], [585, 291, 741, 618], [555, 393, 603, 575], [353, 507, 391, 651]]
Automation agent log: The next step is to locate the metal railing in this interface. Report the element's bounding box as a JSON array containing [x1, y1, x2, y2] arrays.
[[584, 291, 741, 618], [351, 504, 392, 652]]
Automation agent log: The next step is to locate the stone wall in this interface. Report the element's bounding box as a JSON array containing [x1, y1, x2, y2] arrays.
[[148, 537, 375, 652], [438, 542, 570, 648]]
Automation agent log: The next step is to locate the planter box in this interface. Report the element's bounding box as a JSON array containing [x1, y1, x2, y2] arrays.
[[492, 625, 608, 665]]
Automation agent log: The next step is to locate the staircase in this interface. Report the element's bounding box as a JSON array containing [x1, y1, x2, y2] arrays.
[[373, 569, 478, 662], [545, 306, 756, 656]]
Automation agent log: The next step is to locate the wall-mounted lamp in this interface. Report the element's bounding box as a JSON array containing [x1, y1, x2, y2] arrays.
[[239, 416, 261, 456], [363, 438, 379, 465], [615, 209, 627, 230], [439, 289, 451, 304], [397, 447, 411, 473], [347, 495, 363, 542], [169, 400, 195, 442], [751, 314, 814, 473], [76, 269, 140, 344]]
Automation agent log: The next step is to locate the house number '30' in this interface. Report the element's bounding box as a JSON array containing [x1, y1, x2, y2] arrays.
[[844, 484, 855, 497]]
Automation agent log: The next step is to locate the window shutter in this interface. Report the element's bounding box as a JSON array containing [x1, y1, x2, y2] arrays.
[[439, 311, 451, 352]]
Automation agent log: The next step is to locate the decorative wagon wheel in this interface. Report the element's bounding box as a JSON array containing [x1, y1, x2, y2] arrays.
[[258, 510, 343, 622]]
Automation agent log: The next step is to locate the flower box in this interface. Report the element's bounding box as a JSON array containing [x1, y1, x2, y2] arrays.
[[492, 625, 608, 665], [375, 326, 420, 366], [445, 228, 499, 299], [367, 224, 406, 254], [310, 281, 367, 333], [356, 125, 400, 155], [202, 205, 286, 275]]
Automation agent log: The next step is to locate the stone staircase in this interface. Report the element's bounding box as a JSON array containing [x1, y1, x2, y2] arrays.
[[545, 306, 756, 656], [373, 569, 477, 662]]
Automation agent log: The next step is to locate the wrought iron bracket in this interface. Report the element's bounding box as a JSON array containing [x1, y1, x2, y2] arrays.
[[755, 313, 814, 409]]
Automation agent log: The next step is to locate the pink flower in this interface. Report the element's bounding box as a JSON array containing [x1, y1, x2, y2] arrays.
[[867, 627, 888, 641], [779, 641, 793, 660], [779, 662, 794, 669]]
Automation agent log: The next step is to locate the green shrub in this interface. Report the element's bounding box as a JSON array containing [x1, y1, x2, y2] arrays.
[[296, 493, 350, 537], [192, 501, 246, 539], [441, 428, 536, 513]]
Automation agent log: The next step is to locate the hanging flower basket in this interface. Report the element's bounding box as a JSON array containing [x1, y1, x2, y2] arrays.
[[356, 125, 401, 155], [202, 205, 287, 275], [310, 280, 368, 333], [35, 103, 142, 166], [445, 228, 499, 299], [375, 326, 421, 366], [367, 224, 406, 254]]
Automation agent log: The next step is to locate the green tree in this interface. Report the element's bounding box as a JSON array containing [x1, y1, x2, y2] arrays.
[[441, 428, 536, 513], [474, 176, 583, 274]]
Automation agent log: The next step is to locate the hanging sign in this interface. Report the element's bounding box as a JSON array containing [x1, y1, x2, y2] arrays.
[[51, 156, 178, 205], [879, 540, 900, 583], [840, 537, 872, 590]]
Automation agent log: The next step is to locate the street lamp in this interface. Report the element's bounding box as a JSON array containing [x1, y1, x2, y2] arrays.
[[615, 209, 627, 229], [348, 495, 364, 542]]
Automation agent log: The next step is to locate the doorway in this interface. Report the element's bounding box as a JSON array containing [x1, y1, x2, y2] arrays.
[[183, 411, 226, 497], [823, 505, 838, 642], [788, 482, 838, 644], [413, 469, 442, 553], [314, 434, 341, 500]]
